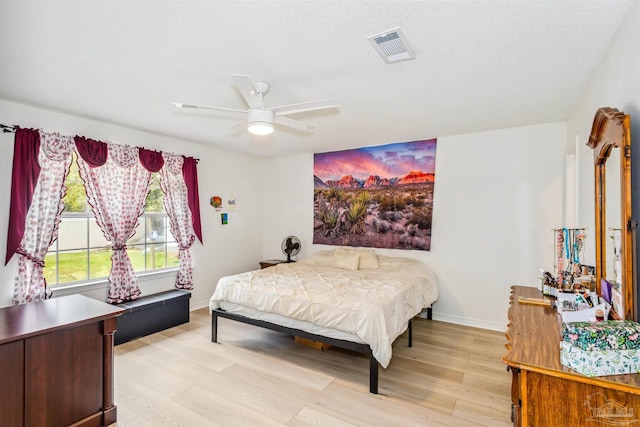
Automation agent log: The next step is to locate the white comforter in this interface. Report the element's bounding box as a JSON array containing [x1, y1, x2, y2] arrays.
[[209, 255, 438, 368]]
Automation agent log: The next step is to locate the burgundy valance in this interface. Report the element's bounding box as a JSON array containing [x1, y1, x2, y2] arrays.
[[72, 137, 201, 243], [74, 136, 108, 167], [5, 128, 41, 265], [74, 137, 169, 174], [139, 148, 164, 172]]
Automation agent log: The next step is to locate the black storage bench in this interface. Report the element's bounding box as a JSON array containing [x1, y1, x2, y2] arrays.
[[115, 289, 191, 345]]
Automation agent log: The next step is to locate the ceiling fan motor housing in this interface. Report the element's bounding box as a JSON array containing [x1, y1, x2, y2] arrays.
[[247, 108, 275, 135], [248, 108, 274, 125]]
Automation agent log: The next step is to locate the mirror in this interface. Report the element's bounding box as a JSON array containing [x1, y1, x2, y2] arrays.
[[605, 151, 621, 284], [587, 107, 635, 320]]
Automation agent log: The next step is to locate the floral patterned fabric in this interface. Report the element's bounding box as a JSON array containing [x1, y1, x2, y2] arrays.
[[77, 142, 152, 303], [562, 320, 640, 351], [160, 153, 195, 289], [560, 341, 640, 376], [13, 132, 73, 305]]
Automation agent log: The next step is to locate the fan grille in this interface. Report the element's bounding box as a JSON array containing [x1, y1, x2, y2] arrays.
[[282, 235, 301, 262]]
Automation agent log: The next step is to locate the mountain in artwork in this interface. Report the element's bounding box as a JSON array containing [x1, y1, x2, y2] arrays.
[[396, 170, 435, 184], [315, 170, 433, 189], [313, 175, 329, 189], [325, 175, 362, 189], [363, 175, 391, 188]]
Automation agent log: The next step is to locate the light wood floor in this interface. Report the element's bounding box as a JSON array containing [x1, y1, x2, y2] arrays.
[[113, 308, 512, 427]]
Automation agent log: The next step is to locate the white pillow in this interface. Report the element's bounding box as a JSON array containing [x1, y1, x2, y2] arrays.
[[334, 247, 353, 255], [300, 250, 335, 267], [331, 250, 360, 271], [357, 249, 380, 270]]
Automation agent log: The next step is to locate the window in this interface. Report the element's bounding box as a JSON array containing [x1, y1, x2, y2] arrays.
[[44, 155, 179, 287]]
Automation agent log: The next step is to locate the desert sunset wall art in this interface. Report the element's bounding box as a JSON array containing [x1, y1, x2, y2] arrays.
[[313, 139, 437, 251]]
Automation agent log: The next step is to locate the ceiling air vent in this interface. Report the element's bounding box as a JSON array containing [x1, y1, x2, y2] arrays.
[[367, 28, 416, 64]]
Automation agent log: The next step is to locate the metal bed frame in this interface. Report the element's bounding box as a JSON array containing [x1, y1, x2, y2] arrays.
[[211, 308, 432, 394]]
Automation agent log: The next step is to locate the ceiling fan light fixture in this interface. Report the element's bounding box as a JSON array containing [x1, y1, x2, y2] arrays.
[[248, 121, 274, 135], [248, 109, 275, 136]]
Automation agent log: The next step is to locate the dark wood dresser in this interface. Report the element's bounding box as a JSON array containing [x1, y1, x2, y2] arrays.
[[0, 294, 124, 427], [503, 286, 640, 426]]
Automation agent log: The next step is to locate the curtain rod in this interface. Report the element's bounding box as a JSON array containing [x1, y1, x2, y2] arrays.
[[0, 123, 199, 162], [1, 124, 16, 133]]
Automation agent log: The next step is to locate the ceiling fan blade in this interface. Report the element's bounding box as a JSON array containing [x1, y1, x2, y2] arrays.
[[271, 98, 339, 116], [274, 116, 314, 133], [230, 74, 265, 109], [230, 118, 247, 130], [172, 103, 246, 113]]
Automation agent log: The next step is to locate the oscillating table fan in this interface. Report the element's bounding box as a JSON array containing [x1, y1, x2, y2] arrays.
[[281, 236, 301, 262]]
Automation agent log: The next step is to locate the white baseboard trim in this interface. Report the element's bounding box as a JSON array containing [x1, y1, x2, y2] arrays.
[[190, 298, 210, 312], [432, 312, 506, 332]]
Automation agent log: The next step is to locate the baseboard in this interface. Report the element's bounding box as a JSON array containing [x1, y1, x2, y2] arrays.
[[190, 297, 210, 311], [432, 312, 506, 332]]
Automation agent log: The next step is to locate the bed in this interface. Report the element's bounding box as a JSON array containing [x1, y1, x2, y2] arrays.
[[209, 247, 438, 393]]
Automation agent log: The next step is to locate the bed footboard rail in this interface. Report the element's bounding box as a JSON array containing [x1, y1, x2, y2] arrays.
[[211, 308, 394, 394]]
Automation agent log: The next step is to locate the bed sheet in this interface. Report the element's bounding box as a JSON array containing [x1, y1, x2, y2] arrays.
[[209, 254, 438, 368]]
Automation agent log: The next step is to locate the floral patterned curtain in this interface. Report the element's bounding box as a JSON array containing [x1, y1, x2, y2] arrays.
[[76, 140, 152, 303], [160, 153, 195, 289], [13, 132, 73, 305], [8, 125, 202, 304]]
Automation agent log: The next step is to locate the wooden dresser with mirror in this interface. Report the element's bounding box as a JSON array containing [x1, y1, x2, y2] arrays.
[[503, 107, 639, 426]]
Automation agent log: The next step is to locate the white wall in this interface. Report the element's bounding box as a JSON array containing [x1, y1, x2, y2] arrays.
[[262, 123, 566, 330], [0, 99, 263, 309], [571, 0, 640, 230], [569, 1, 640, 308]]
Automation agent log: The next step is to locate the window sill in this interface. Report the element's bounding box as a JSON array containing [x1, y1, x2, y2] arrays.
[[51, 268, 179, 298]]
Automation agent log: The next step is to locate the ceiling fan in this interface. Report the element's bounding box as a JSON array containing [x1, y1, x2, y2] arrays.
[[173, 75, 339, 136]]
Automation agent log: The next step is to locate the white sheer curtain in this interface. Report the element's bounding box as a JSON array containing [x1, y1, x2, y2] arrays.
[[14, 132, 73, 304], [160, 153, 195, 289], [76, 143, 152, 303]]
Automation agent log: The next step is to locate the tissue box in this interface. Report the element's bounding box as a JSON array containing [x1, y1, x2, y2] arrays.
[[562, 321, 640, 351], [560, 341, 640, 376]]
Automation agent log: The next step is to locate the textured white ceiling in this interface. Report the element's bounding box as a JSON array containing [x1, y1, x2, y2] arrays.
[[0, 1, 633, 158]]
